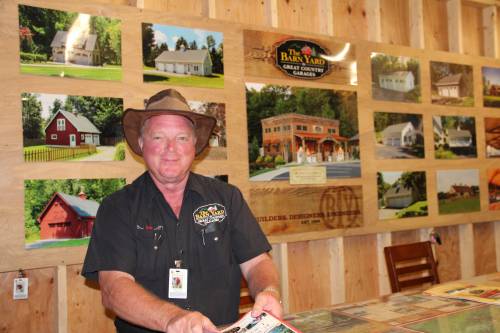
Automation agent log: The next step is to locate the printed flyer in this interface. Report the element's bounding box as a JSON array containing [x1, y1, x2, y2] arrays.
[[222, 311, 302, 333]]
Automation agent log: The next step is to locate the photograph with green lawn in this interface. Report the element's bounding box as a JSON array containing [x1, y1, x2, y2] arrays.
[[433, 115, 477, 159], [142, 23, 223, 89], [24, 178, 126, 249], [377, 171, 427, 220], [482, 66, 500, 108], [437, 169, 480, 215], [18, 4, 122, 81], [430, 61, 473, 106], [22, 92, 125, 162]]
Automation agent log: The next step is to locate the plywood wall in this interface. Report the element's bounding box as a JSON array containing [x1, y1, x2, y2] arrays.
[[1, 0, 500, 332]]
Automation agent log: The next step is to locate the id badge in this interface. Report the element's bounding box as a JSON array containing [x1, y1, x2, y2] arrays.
[[168, 268, 188, 299]]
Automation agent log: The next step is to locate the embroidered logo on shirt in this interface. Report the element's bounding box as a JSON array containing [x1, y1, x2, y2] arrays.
[[193, 203, 227, 226]]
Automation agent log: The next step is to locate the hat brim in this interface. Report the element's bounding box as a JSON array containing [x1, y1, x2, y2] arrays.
[[122, 108, 217, 156]]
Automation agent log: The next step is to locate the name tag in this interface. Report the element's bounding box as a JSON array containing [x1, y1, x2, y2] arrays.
[[168, 268, 188, 299]]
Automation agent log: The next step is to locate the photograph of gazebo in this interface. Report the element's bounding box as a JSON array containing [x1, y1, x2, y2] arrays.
[[142, 23, 223, 88], [24, 178, 126, 249], [482, 66, 500, 108], [488, 168, 500, 210], [485, 117, 500, 158], [371, 52, 421, 103], [374, 112, 424, 159], [22, 92, 124, 162], [18, 4, 122, 81], [433, 115, 477, 159], [437, 169, 480, 215], [246, 83, 359, 181], [377, 171, 427, 220], [430, 61, 473, 106]]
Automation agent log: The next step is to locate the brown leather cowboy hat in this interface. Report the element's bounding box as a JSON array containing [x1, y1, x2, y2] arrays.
[[122, 89, 216, 156]]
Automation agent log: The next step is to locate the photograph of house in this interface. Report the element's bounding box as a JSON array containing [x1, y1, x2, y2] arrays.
[[142, 23, 223, 88], [371, 52, 421, 103], [430, 61, 473, 106], [437, 169, 480, 215], [188, 101, 226, 160], [22, 92, 124, 162], [24, 178, 125, 249], [485, 117, 500, 158], [377, 171, 427, 220], [18, 4, 122, 81], [374, 112, 424, 159], [482, 66, 500, 107], [433, 116, 477, 159], [246, 83, 359, 181], [488, 168, 500, 210]]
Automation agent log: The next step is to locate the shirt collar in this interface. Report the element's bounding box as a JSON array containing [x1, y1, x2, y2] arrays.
[[143, 171, 207, 200]]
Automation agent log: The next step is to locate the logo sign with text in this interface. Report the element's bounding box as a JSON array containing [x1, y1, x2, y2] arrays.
[[193, 203, 227, 226], [274, 39, 331, 79]]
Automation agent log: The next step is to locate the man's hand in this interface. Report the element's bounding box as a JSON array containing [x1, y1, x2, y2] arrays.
[[251, 288, 283, 319], [166, 309, 219, 333]]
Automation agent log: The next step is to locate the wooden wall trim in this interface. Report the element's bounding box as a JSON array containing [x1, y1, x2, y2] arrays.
[[367, 0, 382, 42], [57, 265, 67, 333], [495, 221, 500, 272], [459, 224, 475, 278], [482, 5, 499, 57], [271, 243, 289, 313], [447, 0, 464, 53], [265, 0, 279, 28], [409, 0, 425, 48], [318, 0, 334, 36], [329, 237, 345, 304], [376, 232, 392, 296]]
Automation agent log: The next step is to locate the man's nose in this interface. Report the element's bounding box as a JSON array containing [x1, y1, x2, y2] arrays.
[[164, 138, 177, 151]]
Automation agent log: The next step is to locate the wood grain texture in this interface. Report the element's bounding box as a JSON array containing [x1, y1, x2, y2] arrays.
[[391, 229, 420, 245], [276, 0, 320, 34], [67, 265, 115, 333], [380, 0, 410, 46], [462, 2, 484, 56], [0, 267, 56, 333], [434, 225, 461, 282], [422, 0, 449, 51], [287, 239, 332, 312], [473, 222, 497, 275], [344, 234, 379, 302], [141, 0, 205, 15], [213, 0, 269, 26], [332, 0, 369, 40]]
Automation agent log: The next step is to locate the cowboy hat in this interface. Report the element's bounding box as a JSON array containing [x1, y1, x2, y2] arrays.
[[122, 89, 216, 156]]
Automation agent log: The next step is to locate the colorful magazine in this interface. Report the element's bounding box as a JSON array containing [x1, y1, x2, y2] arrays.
[[424, 282, 500, 305], [221, 311, 302, 333]]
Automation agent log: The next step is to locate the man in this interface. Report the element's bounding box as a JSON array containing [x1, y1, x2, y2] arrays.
[[82, 89, 282, 333]]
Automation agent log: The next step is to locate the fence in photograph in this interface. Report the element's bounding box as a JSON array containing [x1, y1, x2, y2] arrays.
[[24, 145, 97, 162]]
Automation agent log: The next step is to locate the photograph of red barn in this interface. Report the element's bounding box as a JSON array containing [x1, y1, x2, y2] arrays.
[[37, 191, 98, 240], [44, 110, 101, 147]]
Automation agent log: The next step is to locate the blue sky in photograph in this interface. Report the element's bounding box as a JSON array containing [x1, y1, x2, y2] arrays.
[[151, 24, 223, 50], [482, 66, 500, 85]]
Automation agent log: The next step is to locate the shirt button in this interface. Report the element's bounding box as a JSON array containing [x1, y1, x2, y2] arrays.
[[214, 236, 219, 242], [179, 249, 184, 254], [176, 222, 180, 228]]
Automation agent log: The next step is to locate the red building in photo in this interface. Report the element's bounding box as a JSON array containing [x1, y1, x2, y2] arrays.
[[44, 110, 101, 147], [37, 191, 99, 239]]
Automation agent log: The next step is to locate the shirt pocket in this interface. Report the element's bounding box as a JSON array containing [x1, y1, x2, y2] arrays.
[[135, 229, 163, 280], [197, 226, 232, 286]]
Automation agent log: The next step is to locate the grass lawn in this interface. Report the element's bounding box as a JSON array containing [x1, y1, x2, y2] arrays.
[[484, 95, 500, 107], [43, 238, 90, 248], [439, 197, 480, 214], [396, 201, 428, 218], [435, 147, 457, 159], [143, 73, 224, 89], [21, 63, 122, 81]]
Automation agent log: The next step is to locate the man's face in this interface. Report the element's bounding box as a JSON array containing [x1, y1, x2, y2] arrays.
[[139, 115, 196, 186]]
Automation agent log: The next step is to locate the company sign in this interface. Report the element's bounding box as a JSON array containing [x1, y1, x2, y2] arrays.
[[274, 39, 331, 79]]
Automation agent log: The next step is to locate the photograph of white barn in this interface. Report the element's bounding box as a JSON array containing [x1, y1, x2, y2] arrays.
[[50, 31, 101, 66], [154, 47, 212, 76], [448, 128, 472, 148], [378, 71, 415, 93], [381, 122, 416, 147], [435, 73, 462, 97]]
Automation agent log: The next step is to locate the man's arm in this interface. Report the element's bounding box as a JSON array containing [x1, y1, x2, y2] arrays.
[[99, 271, 219, 333], [240, 253, 283, 319]]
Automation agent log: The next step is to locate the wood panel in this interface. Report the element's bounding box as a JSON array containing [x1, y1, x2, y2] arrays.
[[141, 0, 205, 15], [213, 0, 269, 26], [473, 222, 497, 275], [0, 267, 56, 333], [462, 2, 484, 56], [423, 0, 449, 51], [380, 0, 409, 45], [277, 0, 320, 34], [287, 239, 332, 312], [434, 225, 461, 282], [332, 0, 369, 40], [344, 234, 379, 302], [67, 265, 115, 333], [391, 229, 420, 245]]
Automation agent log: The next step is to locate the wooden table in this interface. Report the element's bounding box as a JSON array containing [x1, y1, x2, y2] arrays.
[[284, 273, 500, 332]]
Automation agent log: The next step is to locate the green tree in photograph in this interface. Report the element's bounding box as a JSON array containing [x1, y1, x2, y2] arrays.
[[189, 40, 198, 50], [22, 92, 44, 141], [142, 23, 156, 66], [400, 171, 427, 201], [175, 36, 189, 50], [91, 16, 122, 65]]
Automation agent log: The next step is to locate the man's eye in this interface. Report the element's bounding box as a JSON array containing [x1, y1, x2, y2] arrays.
[[177, 136, 189, 142]]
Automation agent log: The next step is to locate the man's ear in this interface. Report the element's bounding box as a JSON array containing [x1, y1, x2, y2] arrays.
[[138, 137, 143, 151]]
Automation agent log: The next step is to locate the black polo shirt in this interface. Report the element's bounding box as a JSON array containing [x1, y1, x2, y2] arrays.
[[82, 172, 271, 333]]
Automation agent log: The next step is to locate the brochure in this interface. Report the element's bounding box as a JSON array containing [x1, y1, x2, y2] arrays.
[[221, 311, 302, 333], [424, 282, 500, 305]]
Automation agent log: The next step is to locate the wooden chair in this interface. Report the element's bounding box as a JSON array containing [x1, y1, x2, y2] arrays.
[[239, 277, 254, 317], [384, 241, 440, 293]]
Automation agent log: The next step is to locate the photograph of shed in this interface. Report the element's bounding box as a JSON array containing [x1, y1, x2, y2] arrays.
[[433, 115, 476, 159], [374, 112, 424, 159], [483, 66, 500, 107], [377, 171, 427, 220], [37, 191, 98, 240], [485, 117, 500, 157], [371, 52, 421, 103], [50, 31, 101, 66], [437, 169, 480, 215], [430, 61, 473, 106], [45, 110, 101, 147], [155, 47, 212, 76]]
